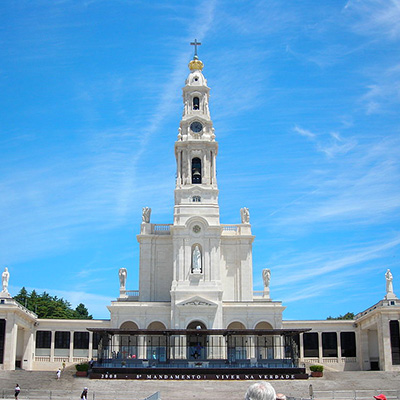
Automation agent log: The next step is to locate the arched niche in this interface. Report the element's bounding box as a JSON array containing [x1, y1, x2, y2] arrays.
[[187, 321, 207, 330], [147, 321, 166, 330], [227, 321, 246, 329], [120, 321, 138, 330], [255, 321, 273, 330]]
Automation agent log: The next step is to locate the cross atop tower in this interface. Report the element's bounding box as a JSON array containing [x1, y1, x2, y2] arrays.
[[190, 39, 202, 58]]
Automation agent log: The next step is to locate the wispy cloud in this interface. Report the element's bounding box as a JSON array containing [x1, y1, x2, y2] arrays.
[[361, 63, 400, 114], [269, 134, 400, 227], [344, 0, 400, 40], [273, 235, 400, 288], [293, 125, 357, 158]]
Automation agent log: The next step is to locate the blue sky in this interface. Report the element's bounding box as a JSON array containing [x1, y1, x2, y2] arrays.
[[1, 0, 399, 320]]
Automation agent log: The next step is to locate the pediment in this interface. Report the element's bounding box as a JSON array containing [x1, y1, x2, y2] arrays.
[[177, 296, 217, 308]]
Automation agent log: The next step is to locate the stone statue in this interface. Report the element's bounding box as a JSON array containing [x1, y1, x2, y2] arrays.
[[240, 207, 250, 224], [142, 207, 151, 223], [1, 267, 10, 293], [385, 269, 397, 300], [119, 268, 127, 290], [192, 245, 202, 273], [262, 269, 271, 288], [262, 268, 271, 299], [386, 269, 393, 294]]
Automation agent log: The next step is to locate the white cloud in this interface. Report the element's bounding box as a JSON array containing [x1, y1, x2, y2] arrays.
[[294, 126, 316, 139], [361, 63, 400, 114], [293, 125, 357, 158], [344, 0, 400, 40]]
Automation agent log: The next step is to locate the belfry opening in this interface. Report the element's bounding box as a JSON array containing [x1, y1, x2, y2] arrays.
[[191, 157, 202, 184]]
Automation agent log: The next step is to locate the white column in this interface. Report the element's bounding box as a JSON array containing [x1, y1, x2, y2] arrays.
[[299, 333, 304, 362], [69, 331, 74, 362], [337, 331, 342, 361], [50, 331, 55, 362], [318, 331, 323, 363], [88, 331, 93, 360], [213, 152, 217, 183], [177, 151, 182, 185]]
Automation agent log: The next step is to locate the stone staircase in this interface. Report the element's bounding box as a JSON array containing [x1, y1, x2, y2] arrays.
[[1, 370, 400, 400]]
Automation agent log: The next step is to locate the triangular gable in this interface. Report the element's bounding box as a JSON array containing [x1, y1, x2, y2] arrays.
[[177, 296, 217, 308]]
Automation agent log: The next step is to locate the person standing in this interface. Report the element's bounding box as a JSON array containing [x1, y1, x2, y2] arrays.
[[14, 384, 21, 400], [56, 368, 61, 379], [81, 387, 88, 400]]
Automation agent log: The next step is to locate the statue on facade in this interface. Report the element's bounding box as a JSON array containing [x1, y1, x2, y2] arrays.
[[262, 269, 271, 288], [240, 207, 250, 224], [1, 267, 10, 294], [192, 245, 202, 273], [119, 268, 127, 290], [262, 268, 271, 299], [385, 269, 397, 300], [142, 207, 151, 223]]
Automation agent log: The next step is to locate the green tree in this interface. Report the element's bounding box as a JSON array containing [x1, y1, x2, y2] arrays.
[[14, 288, 92, 319], [74, 303, 93, 319], [327, 312, 355, 320]]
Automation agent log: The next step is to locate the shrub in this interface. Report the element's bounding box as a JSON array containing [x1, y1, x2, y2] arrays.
[[310, 365, 324, 372], [75, 362, 89, 372]]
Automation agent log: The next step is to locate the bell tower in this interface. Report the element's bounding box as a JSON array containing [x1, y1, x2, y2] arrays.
[[170, 42, 224, 329], [174, 40, 219, 227]]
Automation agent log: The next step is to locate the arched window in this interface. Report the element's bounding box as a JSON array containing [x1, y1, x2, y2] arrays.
[[193, 97, 200, 110], [192, 158, 202, 184], [192, 196, 201, 202]]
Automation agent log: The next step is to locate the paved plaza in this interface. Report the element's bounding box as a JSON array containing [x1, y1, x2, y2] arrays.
[[1, 370, 400, 400]]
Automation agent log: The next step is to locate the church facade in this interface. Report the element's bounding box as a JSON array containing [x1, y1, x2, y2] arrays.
[[1, 49, 400, 375]]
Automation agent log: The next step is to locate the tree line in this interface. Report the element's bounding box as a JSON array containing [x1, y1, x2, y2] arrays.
[[14, 287, 92, 319]]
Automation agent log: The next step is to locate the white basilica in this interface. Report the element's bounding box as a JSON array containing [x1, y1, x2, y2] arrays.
[[1, 47, 400, 376]]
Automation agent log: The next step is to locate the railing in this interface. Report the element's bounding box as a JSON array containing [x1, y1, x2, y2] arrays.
[[126, 290, 140, 298], [0, 389, 143, 400], [117, 290, 140, 302], [222, 224, 239, 232], [35, 356, 50, 362], [312, 390, 399, 400], [151, 224, 171, 234]]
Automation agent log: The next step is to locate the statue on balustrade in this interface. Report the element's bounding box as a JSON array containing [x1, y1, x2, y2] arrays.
[[142, 207, 151, 223], [119, 268, 127, 290], [1, 267, 10, 294], [240, 207, 250, 224]]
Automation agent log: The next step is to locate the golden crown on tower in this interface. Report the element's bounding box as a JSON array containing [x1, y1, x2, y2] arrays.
[[188, 56, 204, 71]]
